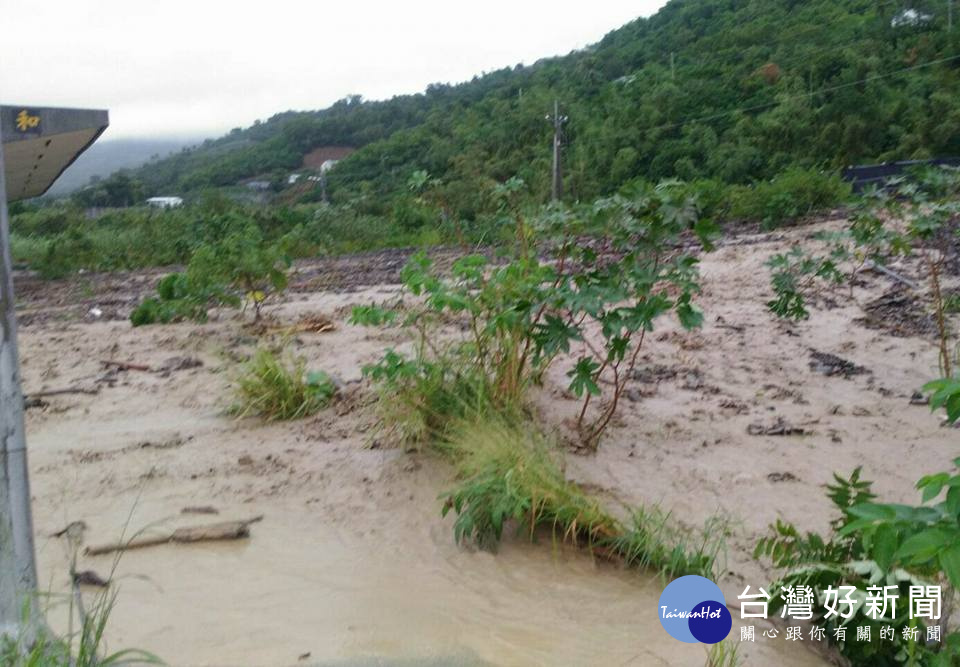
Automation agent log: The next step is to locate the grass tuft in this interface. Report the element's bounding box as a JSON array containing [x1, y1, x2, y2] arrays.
[[705, 640, 742, 667], [439, 417, 725, 579], [230, 347, 335, 420]]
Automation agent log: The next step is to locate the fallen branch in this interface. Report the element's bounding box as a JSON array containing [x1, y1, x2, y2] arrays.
[[24, 386, 100, 399], [101, 360, 152, 372], [864, 260, 921, 291], [84, 515, 263, 556]]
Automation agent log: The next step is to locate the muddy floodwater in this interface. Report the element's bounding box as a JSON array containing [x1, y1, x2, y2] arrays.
[[33, 495, 820, 667], [18, 222, 954, 665]]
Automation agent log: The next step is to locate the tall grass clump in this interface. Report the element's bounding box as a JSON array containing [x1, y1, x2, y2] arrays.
[[440, 417, 726, 580], [608, 508, 728, 582], [439, 419, 617, 550], [705, 640, 742, 667], [231, 347, 335, 420], [1, 577, 161, 667]]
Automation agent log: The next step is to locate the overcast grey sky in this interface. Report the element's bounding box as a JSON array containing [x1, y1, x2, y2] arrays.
[[1, 0, 667, 140]]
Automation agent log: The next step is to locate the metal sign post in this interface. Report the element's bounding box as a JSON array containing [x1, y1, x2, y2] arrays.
[[0, 119, 40, 640], [0, 104, 108, 641]]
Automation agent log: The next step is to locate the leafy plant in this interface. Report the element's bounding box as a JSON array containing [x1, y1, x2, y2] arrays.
[[354, 181, 715, 450], [130, 272, 231, 326], [766, 168, 960, 417], [755, 465, 960, 666], [230, 347, 335, 420], [193, 219, 292, 321], [130, 215, 290, 326]]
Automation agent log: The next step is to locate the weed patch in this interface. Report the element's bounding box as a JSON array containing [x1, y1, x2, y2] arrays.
[[440, 418, 725, 580], [230, 347, 335, 420]]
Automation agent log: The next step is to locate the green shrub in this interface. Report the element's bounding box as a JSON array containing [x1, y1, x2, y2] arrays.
[[729, 167, 851, 227], [130, 215, 290, 325], [354, 180, 714, 450], [755, 466, 960, 666], [230, 347, 335, 420]]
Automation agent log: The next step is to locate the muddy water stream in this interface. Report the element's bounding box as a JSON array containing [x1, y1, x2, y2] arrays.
[[32, 494, 824, 667]]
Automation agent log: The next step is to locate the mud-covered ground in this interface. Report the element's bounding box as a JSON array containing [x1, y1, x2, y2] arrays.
[[13, 218, 958, 666]]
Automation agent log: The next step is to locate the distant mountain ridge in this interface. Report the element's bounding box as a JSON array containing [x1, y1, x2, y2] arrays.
[[97, 0, 960, 215]]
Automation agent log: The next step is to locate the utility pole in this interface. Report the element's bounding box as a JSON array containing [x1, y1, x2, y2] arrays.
[[0, 122, 41, 640], [547, 100, 568, 202]]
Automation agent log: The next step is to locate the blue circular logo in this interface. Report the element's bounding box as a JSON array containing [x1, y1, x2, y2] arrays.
[[658, 575, 732, 644]]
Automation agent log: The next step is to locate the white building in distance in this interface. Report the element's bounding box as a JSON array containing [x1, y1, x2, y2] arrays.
[[145, 196, 183, 209]]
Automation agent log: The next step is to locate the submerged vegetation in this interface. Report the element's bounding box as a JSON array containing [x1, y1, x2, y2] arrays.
[[760, 168, 960, 665], [439, 418, 726, 580], [9, 2, 960, 661], [755, 464, 960, 666], [350, 181, 727, 577]]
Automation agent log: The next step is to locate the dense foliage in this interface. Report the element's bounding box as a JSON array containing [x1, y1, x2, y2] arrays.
[[756, 465, 960, 666], [81, 0, 960, 219]]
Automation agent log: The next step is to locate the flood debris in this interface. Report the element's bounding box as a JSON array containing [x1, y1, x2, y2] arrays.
[[156, 356, 204, 375], [51, 520, 89, 539], [85, 515, 264, 556], [181, 506, 219, 515], [855, 287, 938, 338], [291, 313, 336, 334], [73, 570, 110, 588], [747, 418, 813, 436], [101, 359, 151, 372], [808, 350, 869, 378], [24, 386, 99, 400]]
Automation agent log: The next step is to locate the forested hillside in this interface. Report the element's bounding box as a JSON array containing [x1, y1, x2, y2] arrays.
[[100, 0, 960, 216]]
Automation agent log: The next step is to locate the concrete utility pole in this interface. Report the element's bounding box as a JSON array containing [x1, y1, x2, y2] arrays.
[[0, 122, 39, 639], [547, 100, 568, 202]]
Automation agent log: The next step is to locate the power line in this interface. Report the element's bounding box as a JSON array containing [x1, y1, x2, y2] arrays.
[[644, 52, 960, 136]]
